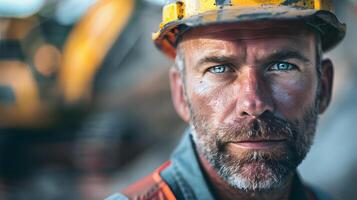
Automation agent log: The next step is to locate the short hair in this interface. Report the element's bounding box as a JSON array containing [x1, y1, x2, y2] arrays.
[[174, 46, 187, 88]]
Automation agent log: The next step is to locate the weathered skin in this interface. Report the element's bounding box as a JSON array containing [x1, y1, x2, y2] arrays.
[[169, 21, 333, 200]]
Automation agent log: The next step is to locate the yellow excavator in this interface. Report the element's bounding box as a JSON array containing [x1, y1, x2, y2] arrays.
[[0, 0, 136, 128]]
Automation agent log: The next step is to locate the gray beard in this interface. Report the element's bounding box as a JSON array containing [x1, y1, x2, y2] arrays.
[[189, 106, 318, 191]]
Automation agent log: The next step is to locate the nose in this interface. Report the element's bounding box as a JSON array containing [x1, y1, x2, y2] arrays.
[[236, 68, 274, 118]]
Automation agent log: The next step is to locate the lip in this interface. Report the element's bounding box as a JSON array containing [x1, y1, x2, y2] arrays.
[[230, 139, 287, 150]]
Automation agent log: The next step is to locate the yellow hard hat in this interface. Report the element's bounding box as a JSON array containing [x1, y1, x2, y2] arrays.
[[153, 0, 346, 59]]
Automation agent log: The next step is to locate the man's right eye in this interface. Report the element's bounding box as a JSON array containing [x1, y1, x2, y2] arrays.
[[207, 65, 232, 74]]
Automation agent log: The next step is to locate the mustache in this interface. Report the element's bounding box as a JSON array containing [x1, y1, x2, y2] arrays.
[[216, 111, 298, 144]]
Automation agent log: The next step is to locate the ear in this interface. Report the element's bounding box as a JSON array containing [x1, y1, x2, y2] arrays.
[[169, 67, 191, 122], [318, 59, 334, 114]]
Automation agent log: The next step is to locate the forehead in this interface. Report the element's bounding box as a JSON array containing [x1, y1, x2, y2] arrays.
[[179, 21, 316, 58]]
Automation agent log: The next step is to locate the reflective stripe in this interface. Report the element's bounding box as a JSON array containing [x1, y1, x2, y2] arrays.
[[152, 161, 177, 200]]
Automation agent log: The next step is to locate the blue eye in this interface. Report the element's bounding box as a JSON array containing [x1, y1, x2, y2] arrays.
[[269, 62, 297, 71], [208, 65, 231, 74]]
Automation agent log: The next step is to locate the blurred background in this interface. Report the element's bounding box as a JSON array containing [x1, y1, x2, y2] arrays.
[[0, 0, 355, 199]]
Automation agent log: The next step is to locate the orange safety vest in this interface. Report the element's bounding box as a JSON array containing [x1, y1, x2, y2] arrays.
[[121, 161, 176, 200]]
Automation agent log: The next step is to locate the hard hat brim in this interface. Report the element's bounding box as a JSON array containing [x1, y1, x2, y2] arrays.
[[154, 5, 346, 58]]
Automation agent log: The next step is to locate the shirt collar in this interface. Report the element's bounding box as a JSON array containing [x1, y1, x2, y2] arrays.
[[171, 129, 216, 200]]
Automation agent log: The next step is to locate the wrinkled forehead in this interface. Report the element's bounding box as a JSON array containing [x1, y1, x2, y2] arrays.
[[176, 21, 319, 65], [179, 20, 317, 50], [182, 20, 315, 40]]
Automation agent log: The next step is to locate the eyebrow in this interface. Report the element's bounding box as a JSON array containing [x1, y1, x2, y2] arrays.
[[194, 49, 311, 69], [264, 49, 311, 64], [195, 56, 237, 69]]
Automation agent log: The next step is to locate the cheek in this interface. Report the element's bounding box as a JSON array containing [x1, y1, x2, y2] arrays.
[[187, 77, 236, 125], [271, 75, 317, 119]]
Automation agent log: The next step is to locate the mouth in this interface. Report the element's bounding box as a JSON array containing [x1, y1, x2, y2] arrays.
[[230, 139, 287, 150]]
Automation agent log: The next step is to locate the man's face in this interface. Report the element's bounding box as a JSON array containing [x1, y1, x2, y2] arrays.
[[171, 21, 332, 191]]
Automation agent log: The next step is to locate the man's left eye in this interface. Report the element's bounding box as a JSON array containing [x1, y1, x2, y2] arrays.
[[268, 62, 298, 71]]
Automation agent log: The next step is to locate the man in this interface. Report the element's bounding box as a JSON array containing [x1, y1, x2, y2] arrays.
[[107, 0, 346, 200]]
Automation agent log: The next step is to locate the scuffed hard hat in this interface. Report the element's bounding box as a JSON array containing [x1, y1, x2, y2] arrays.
[[153, 0, 346, 59]]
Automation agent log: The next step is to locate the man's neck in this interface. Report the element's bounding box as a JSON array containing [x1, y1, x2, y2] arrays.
[[198, 154, 293, 200]]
